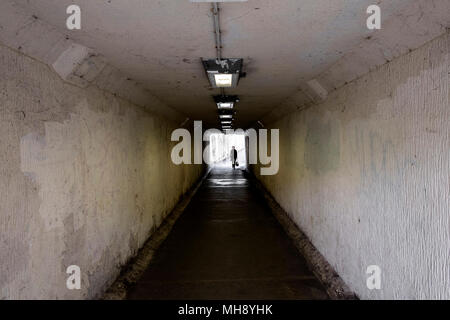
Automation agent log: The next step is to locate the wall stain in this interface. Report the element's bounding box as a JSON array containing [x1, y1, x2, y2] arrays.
[[304, 116, 340, 174]]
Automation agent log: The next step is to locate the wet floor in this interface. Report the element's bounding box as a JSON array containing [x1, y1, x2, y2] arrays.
[[127, 166, 328, 299]]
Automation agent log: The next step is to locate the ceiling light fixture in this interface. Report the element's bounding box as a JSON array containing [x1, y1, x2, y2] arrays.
[[218, 108, 236, 116], [214, 95, 239, 109], [202, 58, 243, 88], [218, 102, 233, 109], [214, 74, 233, 87]]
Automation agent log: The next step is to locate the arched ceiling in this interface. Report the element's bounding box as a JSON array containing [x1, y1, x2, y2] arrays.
[[7, 0, 450, 128]]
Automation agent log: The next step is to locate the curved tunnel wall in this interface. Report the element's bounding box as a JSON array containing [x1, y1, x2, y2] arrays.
[[0, 42, 204, 299], [252, 31, 449, 299]]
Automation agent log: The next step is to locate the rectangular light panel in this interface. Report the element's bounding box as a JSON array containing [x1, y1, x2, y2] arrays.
[[214, 74, 233, 87], [202, 59, 243, 88], [217, 102, 234, 109]]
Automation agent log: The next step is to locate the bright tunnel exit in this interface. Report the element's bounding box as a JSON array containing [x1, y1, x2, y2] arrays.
[[208, 131, 247, 169]]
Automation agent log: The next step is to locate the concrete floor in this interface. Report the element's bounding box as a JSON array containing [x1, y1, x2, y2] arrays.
[[127, 166, 328, 300]]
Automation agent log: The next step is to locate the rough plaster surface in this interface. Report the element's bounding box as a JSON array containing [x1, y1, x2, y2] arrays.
[[249, 172, 356, 300], [0, 43, 203, 299], [252, 32, 449, 299], [0, 0, 185, 123]]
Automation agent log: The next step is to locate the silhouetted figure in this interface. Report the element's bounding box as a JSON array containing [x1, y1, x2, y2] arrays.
[[230, 146, 238, 169]]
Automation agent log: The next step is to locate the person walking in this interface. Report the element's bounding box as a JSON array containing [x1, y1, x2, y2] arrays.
[[230, 146, 238, 169]]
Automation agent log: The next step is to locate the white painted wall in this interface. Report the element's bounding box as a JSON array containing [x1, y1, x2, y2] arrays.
[[252, 32, 449, 299], [0, 43, 203, 299]]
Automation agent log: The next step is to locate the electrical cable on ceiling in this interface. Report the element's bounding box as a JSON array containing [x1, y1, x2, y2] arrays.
[[212, 2, 222, 61], [212, 4, 227, 109]]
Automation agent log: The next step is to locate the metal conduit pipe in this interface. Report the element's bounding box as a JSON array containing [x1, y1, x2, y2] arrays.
[[212, 2, 231, 126], [212, 2, 222, 61]]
